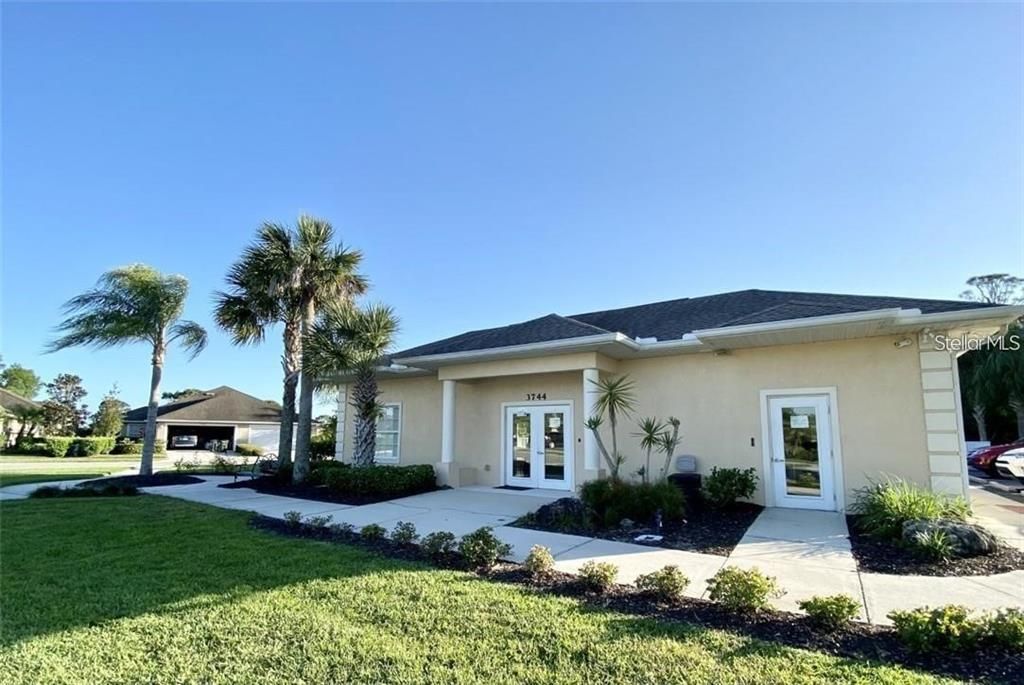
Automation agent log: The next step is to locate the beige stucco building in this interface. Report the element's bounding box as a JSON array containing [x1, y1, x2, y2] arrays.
[[333, 290, 1022, 512]]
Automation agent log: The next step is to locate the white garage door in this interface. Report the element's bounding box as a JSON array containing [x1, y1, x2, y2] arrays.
[[248, 426, 281, 454]]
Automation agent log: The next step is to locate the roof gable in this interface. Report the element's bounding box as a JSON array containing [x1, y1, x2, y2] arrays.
[[124, 386, 281, 424]]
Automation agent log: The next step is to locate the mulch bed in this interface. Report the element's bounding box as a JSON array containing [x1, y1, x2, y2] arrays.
[[514, 503, 763, 556], [86, 473, 205, 488], [220, 476, 441, 506], [251, 514, 1022, 684], [846, 515, 1024, 576]]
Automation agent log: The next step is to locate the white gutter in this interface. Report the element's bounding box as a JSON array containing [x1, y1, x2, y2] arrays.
[[392, 332, 637, 366]]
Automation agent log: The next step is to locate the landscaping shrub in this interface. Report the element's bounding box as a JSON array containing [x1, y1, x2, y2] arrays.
[[523, 545, 555, 579], [283, 511, 303, 528], [578, 561, 618, 593], [986, 608, 1024, 650], [304, 515, 333, 528], [702, 467, 758, 509], [329, 522, 355, 536], [234, 443, 263, 457], [390, 521, 419, 545], [853, 478, 970, 540], [909, 528, 954, 562], [635, 565, 690, 603], [798, 594, 860, 631], [209, 453, 241, 474], [579, 478, 684, 528], [110, 438, 166, 456], [421, 531, 458, 560], [706, 566, 783, 612], [40, 436, 76, 458], [323, 464, 436, 498], [309, 460, 346, 485], [360, 524, 387, 541], [73, 436, 116, 456], [310, 436, 335, 461], [459, 527, 512, 572], [174, 457, 200, 473], [30, 483, 139, 498], [888, 605, 983, 653]]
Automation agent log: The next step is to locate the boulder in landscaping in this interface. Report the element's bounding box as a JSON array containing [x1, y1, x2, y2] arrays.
[[532, 497, 587, 529], [902, 519, 999, 557]]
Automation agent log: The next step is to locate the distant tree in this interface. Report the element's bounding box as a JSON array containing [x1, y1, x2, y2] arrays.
[[960, 274, 1024, 305], [42, 374, 88, 435], [161, 388, 203, 402], [10, 404, 43, 442], [92, 385, 129, 437], [0, 364, 42, 399], [47, 264, 207, 475], [982, 323, 1024, 439]]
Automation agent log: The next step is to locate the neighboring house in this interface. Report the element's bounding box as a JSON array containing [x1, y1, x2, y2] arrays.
[[332, 289, 1023, 511], [0, 388, 43, 446], [122, 386, 282, 452]]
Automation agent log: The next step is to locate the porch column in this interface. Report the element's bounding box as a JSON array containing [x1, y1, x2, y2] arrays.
[[334, 385, 347, 462], [918, 332, 968, 497], [583, 368, 601, 472], [436, 379, 460, 486]]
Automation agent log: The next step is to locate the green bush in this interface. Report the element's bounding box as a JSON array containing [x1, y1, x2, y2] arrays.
[[174, 457, 200, 473], [73, 437, 116, 456], [305, 515, 333, 529], [310, 436, 335, 461], [390, 521, 419, 545], [852, 478, 970, 540], [421, 531, 458, 560], [579, 478, 684, 528], [910, 528, 955, 562], [330, 522, 355, 537], [888, 605, 983, 653], [706, 566, 783, 612], [986, 608, 1024, 650], [30, 483, 139, 498], [40, 436, 76, 458], [234, 443, 263, 457], [798, 594, 860, 631], [635, 565, 690, 603], [324, 464, 436, 498], [283, 511, 303, 528], [578, 561, 618, 593], [523, 545, 555, 579], [360, 524, 387, 540], [110, 438, 166, 456], [459, 527, 512, 572], [702, 467, 758, 509]]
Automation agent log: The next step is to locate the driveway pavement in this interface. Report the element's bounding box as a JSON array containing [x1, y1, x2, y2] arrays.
[[970, 484, 1024, 552]]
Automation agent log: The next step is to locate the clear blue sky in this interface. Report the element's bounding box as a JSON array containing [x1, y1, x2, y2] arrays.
[[2, 2, 1021, 415]]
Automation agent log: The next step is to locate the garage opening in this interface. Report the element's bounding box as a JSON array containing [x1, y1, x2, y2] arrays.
[[166, 425, 235, 451]]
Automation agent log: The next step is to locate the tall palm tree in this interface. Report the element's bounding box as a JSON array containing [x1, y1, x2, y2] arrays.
[[47, 265, 207, 475], [304, 300, 399, 466], [633, 417, 665, 484], [217, 216, 367, 483], [584, 375, 636, 479]]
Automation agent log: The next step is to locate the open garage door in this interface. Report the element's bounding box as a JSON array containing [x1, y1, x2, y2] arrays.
[[167, 424, 235, 451], [248, 426, 281, 454]]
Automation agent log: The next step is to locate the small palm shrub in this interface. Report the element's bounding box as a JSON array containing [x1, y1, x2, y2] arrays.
[[305, 515, 333, 529], [579, 478, 684, 528], [798, 594, 861, 631], [852, 478, 969, 540], [706, 566, 783, 612], [283, 511, 303, 528], [459, 527, 512, 572], [421, 531, 458, 560], [391, 521, 419, 545], [635, 565, 690, 603], [702, 467, 758, 509], [910, 528, 954, 562], [888, 605, 984, 653], [578, 561, 618, 593], [523, 545, 555, 579], [986, 609, 1024, 650], [360, 524, 387, 540]]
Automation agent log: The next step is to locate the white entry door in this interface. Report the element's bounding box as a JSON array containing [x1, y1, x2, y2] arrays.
[[505, 404, 574, 490], [767, 395, 836, 510]]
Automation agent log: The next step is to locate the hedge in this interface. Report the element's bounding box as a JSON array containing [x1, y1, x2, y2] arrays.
[[110, 439, 167, 456], [320, 463, 436, 497], [15, 436, 118, 458]]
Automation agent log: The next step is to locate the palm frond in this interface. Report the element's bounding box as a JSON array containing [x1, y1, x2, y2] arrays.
[[168, 320, 209, 360], [591, 375, 637, 420]]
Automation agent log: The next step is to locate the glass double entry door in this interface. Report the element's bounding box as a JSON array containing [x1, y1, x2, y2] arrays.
[[505, 404, 574, 490]]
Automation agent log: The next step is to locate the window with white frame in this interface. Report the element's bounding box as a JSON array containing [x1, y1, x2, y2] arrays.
[[375, 403, 401, 462]]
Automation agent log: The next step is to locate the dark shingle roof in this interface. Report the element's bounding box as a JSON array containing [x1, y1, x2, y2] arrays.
[[0, 388, 42, 413], [394, 289, 999, 359], [123, 386, 281, 424]]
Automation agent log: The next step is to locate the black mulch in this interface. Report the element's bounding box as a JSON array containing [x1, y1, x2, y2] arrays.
[[250, 515, 1022, 684], [86, 473, 205, 488], [514, 503, 763, 556], [220, 476, 441, 506], [846, 515, 1024, 577]]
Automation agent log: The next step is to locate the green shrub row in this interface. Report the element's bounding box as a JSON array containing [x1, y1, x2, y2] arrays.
[[888, 605, 1024, 653], [317, 463, 436, 497], [580, 478, 684, 527], [109, 438, 167, 456], [16, 436, 118, 458]]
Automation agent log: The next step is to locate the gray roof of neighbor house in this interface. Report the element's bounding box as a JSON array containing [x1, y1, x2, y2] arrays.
[[0, 388, 42, 413], [393, 289, 1003, 359], [123, 386, 281, 424]]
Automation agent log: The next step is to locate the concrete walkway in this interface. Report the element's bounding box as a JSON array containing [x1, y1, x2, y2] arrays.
[[3, 476, 1022, 625]]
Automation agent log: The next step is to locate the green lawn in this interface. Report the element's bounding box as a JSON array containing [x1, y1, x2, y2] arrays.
[[0, 455, 174, 487], [0, 497, 951, 684]]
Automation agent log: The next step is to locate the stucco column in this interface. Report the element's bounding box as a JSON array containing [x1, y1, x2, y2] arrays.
[[918, 332, 968, 498], [334, 385, 347, 462], [583, 368, 600, 471], [436, 380, 459, 487]]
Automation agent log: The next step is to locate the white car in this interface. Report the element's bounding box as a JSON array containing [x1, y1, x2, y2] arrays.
[[995, 448, 1024, 485]]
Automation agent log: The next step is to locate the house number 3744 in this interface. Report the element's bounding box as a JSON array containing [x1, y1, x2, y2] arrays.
[[525, 393, 547, 401]]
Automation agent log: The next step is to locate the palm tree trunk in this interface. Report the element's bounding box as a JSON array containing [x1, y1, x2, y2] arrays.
[[276, 319, 301, 467], [609, 407, 620, 479], [293, 301, 317, 484], [352, 366, 378, 466], [141, 345, 165, 477], [971, 404, 988, 442]]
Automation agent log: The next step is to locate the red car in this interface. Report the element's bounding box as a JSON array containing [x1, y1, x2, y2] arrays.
[[969, 438, 1024, 476]]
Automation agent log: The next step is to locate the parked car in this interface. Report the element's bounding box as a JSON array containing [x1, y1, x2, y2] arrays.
[[995, 448, 1024, 485], [968, 438, 1024, 476], [171, 434, 198, 448]]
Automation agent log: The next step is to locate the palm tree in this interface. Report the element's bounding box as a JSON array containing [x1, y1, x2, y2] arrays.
[[217, 216, 367, 483], [11, 405, 43, 443], [304, 300, 399, 466], [633, 417, 665, 484], [47, 265, 207, 475], [584, 375, 636, 479]]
